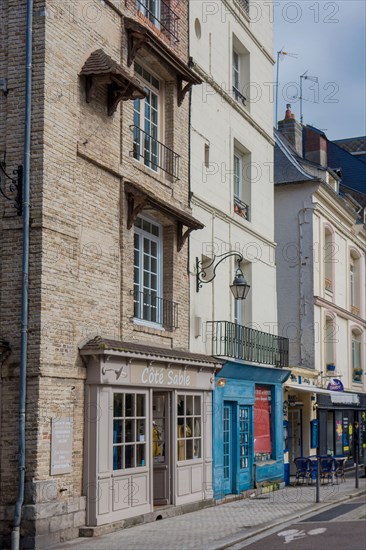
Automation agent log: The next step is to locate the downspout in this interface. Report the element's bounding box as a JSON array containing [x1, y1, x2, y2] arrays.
[[11, 0, 33, 548]]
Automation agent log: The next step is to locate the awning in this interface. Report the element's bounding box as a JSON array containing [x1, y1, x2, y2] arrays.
[[80, 49, 147, 115], [285, 384, 360, 405], [125, 181, 204, 251], [124, 18, 202, 105]]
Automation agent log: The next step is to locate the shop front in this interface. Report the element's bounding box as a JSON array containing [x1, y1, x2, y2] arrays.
[[283, 369, 320, 480], [81, 338, 220, 526], [317, 390, 366, 465], [212, 362, 290, 499]]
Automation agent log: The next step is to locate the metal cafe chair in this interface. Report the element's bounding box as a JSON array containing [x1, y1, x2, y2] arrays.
[[333, 456, 347, 483], [319, 456, 336, 484], [294, 457, 313, 485]]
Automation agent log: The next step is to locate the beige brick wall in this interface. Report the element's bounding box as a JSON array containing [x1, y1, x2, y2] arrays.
[[0, 0, 194, 543]]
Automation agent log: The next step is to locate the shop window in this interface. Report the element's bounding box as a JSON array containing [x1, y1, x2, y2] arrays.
[[326, 411, 334, 455], [113, 392, 147, 470], [177, 395, 202, 461], [254, 386, 272, 461]]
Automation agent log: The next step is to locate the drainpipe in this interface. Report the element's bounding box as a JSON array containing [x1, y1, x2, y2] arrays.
[[11, 0, 33, 548]]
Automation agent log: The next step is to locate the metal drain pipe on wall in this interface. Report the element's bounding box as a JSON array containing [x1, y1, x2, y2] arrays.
[[11, 0, 33, 548]]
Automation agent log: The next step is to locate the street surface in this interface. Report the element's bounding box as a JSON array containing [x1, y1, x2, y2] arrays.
[[236, 496, 366, 550], [52, 477, 366, 550]]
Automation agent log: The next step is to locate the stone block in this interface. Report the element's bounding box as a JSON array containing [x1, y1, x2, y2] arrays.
[[73, 510, 86, 528], [49, 513, 74, 533], [25, 480, 58, 505]]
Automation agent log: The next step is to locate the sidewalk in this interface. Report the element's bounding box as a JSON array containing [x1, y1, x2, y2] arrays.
[[52, 476, 366, 550]]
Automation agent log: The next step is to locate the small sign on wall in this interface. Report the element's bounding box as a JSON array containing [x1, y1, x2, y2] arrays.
[[50, 417, 73, 475]]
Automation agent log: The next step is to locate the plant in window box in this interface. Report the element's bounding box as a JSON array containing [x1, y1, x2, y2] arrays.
[[326, 363, 336, 372], [353, 368, 363, 381]]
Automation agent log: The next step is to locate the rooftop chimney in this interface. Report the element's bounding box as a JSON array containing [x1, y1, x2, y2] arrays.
[[277, 104, 303, 157], [303, 126, 328, 167]]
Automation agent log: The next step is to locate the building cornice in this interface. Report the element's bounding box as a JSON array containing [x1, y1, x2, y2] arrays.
[[191, 193, 277, 252], [191, 63, 274, 147], [314, 296, 366, 328]]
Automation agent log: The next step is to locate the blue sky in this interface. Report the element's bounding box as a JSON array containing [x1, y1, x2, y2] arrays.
[[273, 0, 366, 139]]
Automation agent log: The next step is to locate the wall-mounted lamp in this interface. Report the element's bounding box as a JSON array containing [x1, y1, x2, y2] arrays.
[[196, 252, 250, 300], [217, 378, 227, 387]]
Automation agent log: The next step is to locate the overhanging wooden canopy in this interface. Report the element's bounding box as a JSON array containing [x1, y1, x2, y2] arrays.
[[124, 18, 202, 106], [80, 49, 147, 115], [125, 181, 204, 251]]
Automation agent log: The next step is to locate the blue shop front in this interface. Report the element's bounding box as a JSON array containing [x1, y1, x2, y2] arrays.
[[213, 361, 290, 498]]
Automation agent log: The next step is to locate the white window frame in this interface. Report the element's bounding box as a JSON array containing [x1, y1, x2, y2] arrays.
[[234, 151, 242, 200], [112, 391, 148, 472], [177, 393, 202, 463], [352, 334, 361, 370], [232, 50, 240, 95], [133, 64, 162, 173], [134, 214, 163, 328]]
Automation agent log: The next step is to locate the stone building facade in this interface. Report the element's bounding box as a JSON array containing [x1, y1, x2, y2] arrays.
[[0, 1, 218, 547]]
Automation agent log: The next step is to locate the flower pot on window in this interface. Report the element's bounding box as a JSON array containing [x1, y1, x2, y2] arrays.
[[353, 369, 363, 376], [326, 363, 336, 372]]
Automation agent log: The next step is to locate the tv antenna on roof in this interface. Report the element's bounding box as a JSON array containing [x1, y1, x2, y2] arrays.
[[275, 49, 298, 129], [300, 71, 319, 124]]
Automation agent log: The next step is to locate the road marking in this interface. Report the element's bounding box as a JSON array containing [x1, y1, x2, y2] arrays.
[[277, 527, 327, 543]]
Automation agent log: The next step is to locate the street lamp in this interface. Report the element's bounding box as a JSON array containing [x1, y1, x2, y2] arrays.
[[196, 252, 250, 299]]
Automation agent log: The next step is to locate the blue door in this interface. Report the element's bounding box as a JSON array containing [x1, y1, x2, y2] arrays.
[[222, 402, 236, 495]]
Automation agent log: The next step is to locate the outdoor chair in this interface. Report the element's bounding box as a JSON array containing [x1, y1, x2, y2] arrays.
[[333, 456, 347, 483], [319, 457, 336, 484], [293, 457, 312, 485]]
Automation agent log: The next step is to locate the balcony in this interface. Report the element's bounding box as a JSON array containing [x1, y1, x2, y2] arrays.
[[133, 289, 179, 331], [233, 86, 246, 106], [207, 321, 289, 368], [135, 0, 179, 43], [131, 125, 180, 180], [324, 278, 333, 292], [234, 195, 249, 220]]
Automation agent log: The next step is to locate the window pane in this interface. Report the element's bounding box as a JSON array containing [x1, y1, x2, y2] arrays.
[[186, 417, 193, 437], [178, 439, 185, 461], [125, 394, 134, 416], [125, 419, 135, 443], [113, 419, 123, 444], [136, 444, 146, 467], [125, 445, 135, 469], [114, 394, 123, 417], [194, 396, 201, 415], [186, 396, 193, 415], [136, 394, 145, 417], [194, 417, 201, 437], [186, 439, 193, 460], [113, 445, 122, 470], [137, 419, 145, 442], [178, 396, 185, 416]]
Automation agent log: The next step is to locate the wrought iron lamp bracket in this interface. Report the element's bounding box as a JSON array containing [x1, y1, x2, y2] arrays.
[[0, 157, 23, 216], [196, 251, 243, 292]]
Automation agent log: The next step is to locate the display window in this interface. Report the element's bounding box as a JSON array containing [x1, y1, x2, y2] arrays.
[[177, 394, 202, 461], [113, 392, 147, 470], [254, 385, 273, 461]]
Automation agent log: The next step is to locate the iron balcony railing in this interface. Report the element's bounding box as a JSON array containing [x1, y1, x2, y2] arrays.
[[135, 0, 180, 42], [234, 195, 250, 220], [207, 321, 289, 368], [233, 86, 247, 106], [235, 0, 250, 16], [133, 289, 179, 330], [130, 125, 180, 180]]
